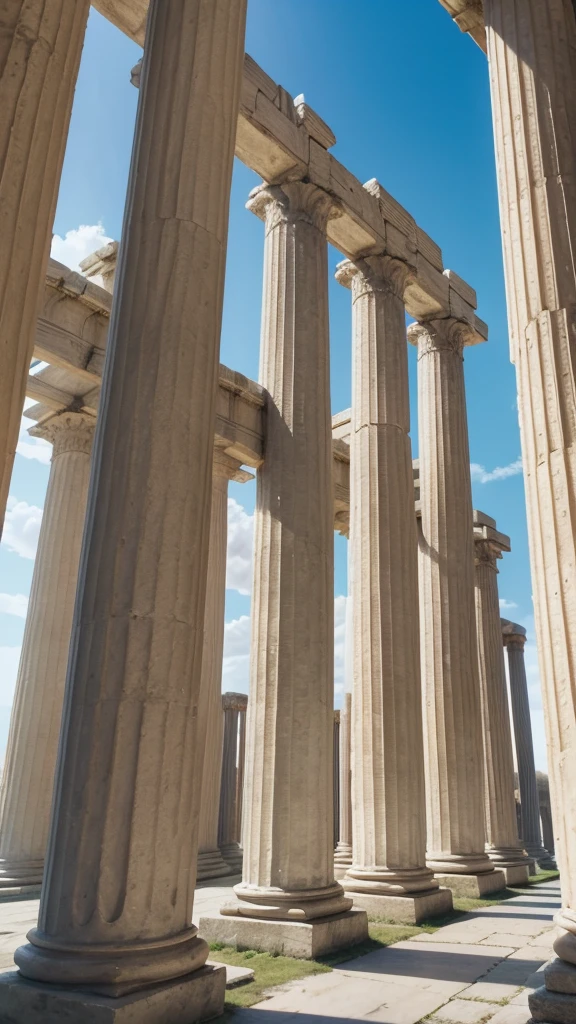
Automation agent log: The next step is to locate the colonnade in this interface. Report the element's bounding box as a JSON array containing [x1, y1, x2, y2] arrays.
[[0, 0, 573, 1021]]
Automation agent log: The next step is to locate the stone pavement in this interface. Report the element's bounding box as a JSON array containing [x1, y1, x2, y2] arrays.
[[0, 877, 558, 1023]]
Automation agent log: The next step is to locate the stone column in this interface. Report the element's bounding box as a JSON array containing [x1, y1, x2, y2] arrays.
[[196, 455, 251, 882], [0, 412, 94, 895], [503, 624, 555, 869], [473, 512, 531, 886], [218, 692, 247, 873], [408, 318, 505, 899], [338, 258, 451, 925], [201, 181, 367, 959], [480, 2, 576, 1016], [0, 0, 90, 534], [1, 2, 246, 1019], [334, 692, 353, 878], [333, 711, 340, 850], [537, 774, 556, 858]]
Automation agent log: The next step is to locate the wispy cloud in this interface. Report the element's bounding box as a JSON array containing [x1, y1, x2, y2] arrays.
[[470, 458, 523, 484], [499, 598, 518, 611], [0, 594, 28, 619], [1, 497, 43, 560], [226, 498, 253, 595]]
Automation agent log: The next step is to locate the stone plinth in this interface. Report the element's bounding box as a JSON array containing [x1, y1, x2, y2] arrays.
[[433, 871, 507, 899], [0, 0, 89, 532], [350, 887, 453, 925], [199, 909, 368, 960], [0, 413, 95, 894], [0, 965, 225, 1024], [409, 318, 501, 894], [338, 256, 445, 925], [1, 1, 247, 1021], [473, 511, 532, 888], [219, 181, 365, 954]]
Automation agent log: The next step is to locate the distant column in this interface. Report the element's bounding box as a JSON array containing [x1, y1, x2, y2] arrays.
[[0, 0, 90, 534], [334, 692, 353, 877], [503, 624, 555, 869], [201, 181, 367, 957], [218, 692, 248, 874], [409, 318, 505, 899], [340, 258, 451, 924], [0, 412, 94, 893], [473, 512, 531, 886], [2, 2, 246, 1019], [197, 455, 251, 882], [537, 775, 556, 858]]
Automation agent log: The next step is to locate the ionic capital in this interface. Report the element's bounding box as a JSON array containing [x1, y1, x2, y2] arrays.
[[213, 449, 253, 483], [30, 412, 96, 459], [246, 181, 337, 235], [335, 255, 413, 302], [222, 692, 248, 712], [407, 317, 479, 359]]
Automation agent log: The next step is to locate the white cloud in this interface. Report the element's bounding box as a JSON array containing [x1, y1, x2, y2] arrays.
[[16, 416, 52, 465], [470, 458, 523, 484], [226, 499, 254, 595], [0, 594, 28, 619], [51, 224, 112, 275], [221, 599, 348, 699], [499, 598, 518, 611], [2, 496, 43, 560]]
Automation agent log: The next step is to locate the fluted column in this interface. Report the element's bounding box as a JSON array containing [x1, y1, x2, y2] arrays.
[[3, 1, 246, 1017], [196, 455, 250, 882], [338, 258, 450, 924], [0, 0, 90, 534], [201, 181, 367, 958], [408, 318, 505, 898], [537, 774, 556, 858], [218, 692, 247, 873], [334, 692, 353, 877], [473, 514, 531, 886], [0, 412, 94, 893], [503, 625, 554, 868], [481, 2, 576, 1016]]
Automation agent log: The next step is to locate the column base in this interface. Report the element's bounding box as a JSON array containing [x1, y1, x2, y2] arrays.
[[434, 870, 507, 898], [196, 849, 234, 882], [529, 961, 576, 1023], [344, 886, 453, 924], [219, 843, 243, 873], [0, 859, 43, 894], [199, 908, 368, 959], [334, 844, 353, 880], [0, 964, 226, 1024], [524, 843, 557, 871]]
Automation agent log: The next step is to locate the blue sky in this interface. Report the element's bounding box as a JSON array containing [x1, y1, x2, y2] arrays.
[[0, 2, 545, 768]]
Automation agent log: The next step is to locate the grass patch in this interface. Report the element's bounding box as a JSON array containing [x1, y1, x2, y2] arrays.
[[209, 945, 331, 1008], [528, 870, 560, 884]]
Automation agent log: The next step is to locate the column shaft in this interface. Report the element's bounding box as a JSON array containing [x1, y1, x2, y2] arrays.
[[505, 632, 553, 866], [11, 0, 246, 1003], [196, 463, 234, 882], [409, 319, 503, 896], [474, 529, 530, 884], [228, 182, 350, 922], [0, 0, 90, 531], [0, 413, 94, 891], [218, 693, 246, 873], [339, 258, 440, 913], [482, 0, 576, 1004], [334, 692, 353, 875]]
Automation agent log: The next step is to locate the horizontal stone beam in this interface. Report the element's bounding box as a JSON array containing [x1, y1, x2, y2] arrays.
[[91, 2, 486, 332], [436, 0, 487, 50]]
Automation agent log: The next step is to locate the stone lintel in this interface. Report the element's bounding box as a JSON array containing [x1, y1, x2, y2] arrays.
[[199, 909, 368, 959], [434, 870, 507, 899], [293, 94, 336, 149], [437, 0, 487, 52], [345, 888, 453, 925], [0, 965, 225, 1024], [473, 509, 511, 554], [79, 242, 119, 292], [332, 408, 352, 442]]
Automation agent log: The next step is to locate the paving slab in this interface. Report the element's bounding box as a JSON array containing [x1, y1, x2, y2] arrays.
[[428, 997, 502, 1022], [484, 1005, 533, 1024]]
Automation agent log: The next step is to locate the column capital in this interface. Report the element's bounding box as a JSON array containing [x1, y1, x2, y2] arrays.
[[212, 449, 253, 483], [222, 692, 248, 712], [501, 621, 527, 650], [246, 181, 337, 234], [473, 509, 510, 571], [29, 412, 96, 459], [335, 255, 413, 302], [407, 317, 485, 356]]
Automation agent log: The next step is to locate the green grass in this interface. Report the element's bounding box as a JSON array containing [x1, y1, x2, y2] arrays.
[[527, 870, 560, 884]]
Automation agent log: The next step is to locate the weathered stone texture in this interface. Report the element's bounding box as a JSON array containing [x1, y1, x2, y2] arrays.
[[0, 0, 90, 533]]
